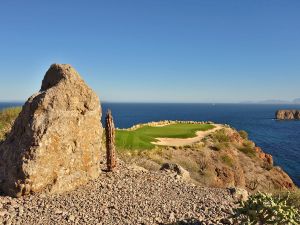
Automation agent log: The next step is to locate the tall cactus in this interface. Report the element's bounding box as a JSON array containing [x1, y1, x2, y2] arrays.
[[105, 109, 116, 171]]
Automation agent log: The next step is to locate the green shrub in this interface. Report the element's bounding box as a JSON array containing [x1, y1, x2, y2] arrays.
[[238, 140, 256, 158], [221, 155, 234, 167], [274, 189, 300, 211], [239, 130, 248, 139], [234, 192, 300, 224], [210, 129, 231, 151], [211, 142, 229, 151], [212, 129, 230, 143]]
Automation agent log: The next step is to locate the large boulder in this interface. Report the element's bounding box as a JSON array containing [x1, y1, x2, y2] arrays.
[[0, 64, 102, 197]]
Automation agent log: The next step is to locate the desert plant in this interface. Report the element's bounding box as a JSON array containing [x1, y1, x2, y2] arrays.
[[105, 109, 116, 171], [212, 142, 230, 151], [198, 157, 208, 175], [238, 140, 256, 158], [239, 130, 249, 139], [211, 129, 230, 143], [209, 129, 231, 151], [274, 189, 300, 211], [221, 154, 234, 167], [234, 192, 300, 225]]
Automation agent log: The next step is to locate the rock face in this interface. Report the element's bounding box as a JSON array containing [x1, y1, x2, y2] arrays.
[[0, 64, 102, 197], [254, 147, 273, 165], [276, 110, 300, 120], [160, 163, 190, 180]]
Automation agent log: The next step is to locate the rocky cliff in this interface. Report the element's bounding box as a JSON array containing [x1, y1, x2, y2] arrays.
[[0, 64, 102, 197], [118, 124, 296, 193], [276, 110, 300, 120]]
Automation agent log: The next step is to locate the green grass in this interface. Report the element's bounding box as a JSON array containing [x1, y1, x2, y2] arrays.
[[116, 123, 214, 150]]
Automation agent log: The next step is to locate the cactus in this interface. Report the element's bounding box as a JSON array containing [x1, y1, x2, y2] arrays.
[[105, 109, 116, 171], [233, 192, 300, 224]]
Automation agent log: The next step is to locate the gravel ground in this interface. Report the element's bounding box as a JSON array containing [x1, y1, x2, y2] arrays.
[[0, 160, 236, 225]]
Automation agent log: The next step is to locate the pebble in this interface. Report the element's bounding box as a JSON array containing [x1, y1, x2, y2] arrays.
[[0, 160, 236, 224]]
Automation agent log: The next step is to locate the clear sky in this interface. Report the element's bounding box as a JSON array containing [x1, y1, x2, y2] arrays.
[[0, 0, 299, 103]]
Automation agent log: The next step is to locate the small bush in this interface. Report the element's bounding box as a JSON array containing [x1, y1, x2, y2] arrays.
[[212, 142, 230, 151], [238, 130, 248, 139], [234, 192, 300, 224], [274, 189, 300, 211], [210, 129, 230, 151], [221, 155, 234, 167], [238, 140, 256, 158], [198, 157, 208, 175], [212, 129, 230, 143]]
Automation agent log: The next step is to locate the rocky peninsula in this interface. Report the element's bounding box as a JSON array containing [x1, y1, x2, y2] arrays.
[[276, 110, 300, 120]]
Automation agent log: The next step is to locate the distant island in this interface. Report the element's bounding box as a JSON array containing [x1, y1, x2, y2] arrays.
[[276, 110, 300, 120]]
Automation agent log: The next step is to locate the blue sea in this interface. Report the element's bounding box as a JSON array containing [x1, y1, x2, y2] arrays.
[[1, 102, 300, 186]]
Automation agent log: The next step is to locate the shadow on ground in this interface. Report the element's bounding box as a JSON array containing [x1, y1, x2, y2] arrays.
[[161, 218, 202, 225]]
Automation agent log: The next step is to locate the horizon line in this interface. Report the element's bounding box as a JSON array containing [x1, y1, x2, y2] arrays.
[[0, 100, 300, 105]]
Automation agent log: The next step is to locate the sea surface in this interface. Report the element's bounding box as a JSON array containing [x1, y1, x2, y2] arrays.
[[1, 102, 300, 186]]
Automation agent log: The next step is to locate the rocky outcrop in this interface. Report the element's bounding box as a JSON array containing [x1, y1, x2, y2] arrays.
[[0, 64, 102, 197], [228, 187, 249, 202], [128, 126, 295, 193], [276, 110, 300, 120], [160, 163, 190, 180], [254, 147, 273, 165]]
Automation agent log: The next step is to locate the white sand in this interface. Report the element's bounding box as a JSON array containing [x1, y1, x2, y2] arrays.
[[152, 124, 223, 147]]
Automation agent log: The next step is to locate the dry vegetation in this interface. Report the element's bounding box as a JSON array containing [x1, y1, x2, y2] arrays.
[[0, 107, 21, 141]]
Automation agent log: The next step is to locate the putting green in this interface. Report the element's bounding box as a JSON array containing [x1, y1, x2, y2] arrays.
[[116, 123, 214, 150]]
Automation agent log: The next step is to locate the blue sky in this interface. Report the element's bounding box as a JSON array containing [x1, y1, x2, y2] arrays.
[[0, 0, 299, 103]]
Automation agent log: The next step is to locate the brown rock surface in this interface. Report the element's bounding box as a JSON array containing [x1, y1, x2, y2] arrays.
[[276, 110, 300, 120], [0, 64, 102, 197], [254, 147, 273, 165]]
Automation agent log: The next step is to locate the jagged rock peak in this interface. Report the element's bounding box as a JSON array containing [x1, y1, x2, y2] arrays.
[[41, 64, 82, 91]]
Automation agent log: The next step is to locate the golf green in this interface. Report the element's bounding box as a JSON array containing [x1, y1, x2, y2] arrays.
[[116, 123, 214, 150]]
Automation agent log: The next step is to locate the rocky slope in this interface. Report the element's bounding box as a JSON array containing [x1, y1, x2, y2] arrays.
[[276, 110, 300, 120], [0, 160, 237, 225], [118, 125, 295, 193]]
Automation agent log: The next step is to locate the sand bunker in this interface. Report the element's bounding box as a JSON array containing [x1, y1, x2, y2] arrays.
[[152, 124, 223, 147]]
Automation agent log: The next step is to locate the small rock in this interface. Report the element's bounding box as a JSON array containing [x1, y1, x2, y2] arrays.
[[228, 187, 248, 202], [169, 212, 176, 222], [220, 218, 232, 224], [54, 209, 63, 214], [68, 215, 75, 222]]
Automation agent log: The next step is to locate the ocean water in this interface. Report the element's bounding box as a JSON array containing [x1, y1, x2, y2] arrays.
[[1, 102, 300, 186]]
